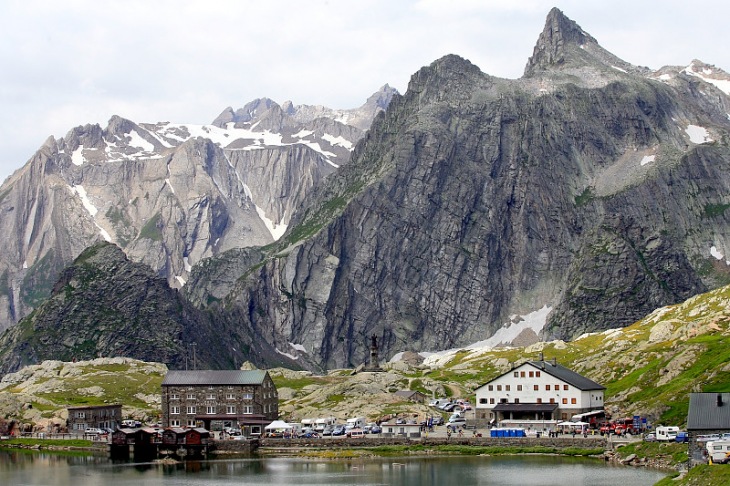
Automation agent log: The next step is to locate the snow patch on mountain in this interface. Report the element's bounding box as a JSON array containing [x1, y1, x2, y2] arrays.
[[684, 62, 730, 95], [322, 134, 354, 150], [685, 124, 712, 144], [69, 185, 112, 242], [640, 155, 656, 166], [710, 246, 730, 265], [71, 145, 85, 166], [419, 305, 552, 367]]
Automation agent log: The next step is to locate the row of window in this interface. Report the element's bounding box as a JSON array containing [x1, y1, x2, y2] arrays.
[[480, 397, 578, 405], [487, 384, 571, 392], [170, 393, 255, 400], [513, 370, 541, 378], [169, 404, 278, 415]]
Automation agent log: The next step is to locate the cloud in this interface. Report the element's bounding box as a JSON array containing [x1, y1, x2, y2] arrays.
[[1, 0, 729, 182]]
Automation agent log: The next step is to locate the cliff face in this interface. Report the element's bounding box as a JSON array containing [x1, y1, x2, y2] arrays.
[[0, 242, 297, 374], [0, 88, 395, 333], [188, 10, 730, 370]]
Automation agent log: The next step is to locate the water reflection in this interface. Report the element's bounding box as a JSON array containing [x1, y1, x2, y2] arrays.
[[0, 450, 667, 485]]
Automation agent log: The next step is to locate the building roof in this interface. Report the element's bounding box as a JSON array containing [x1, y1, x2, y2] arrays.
[[394, 390, 425, 399], [67, 404, 122, 410], [162, 370, 268, 386], [687, 393, 730, 430], [476, 360, 604, 391], [526, 361, 605, 390]]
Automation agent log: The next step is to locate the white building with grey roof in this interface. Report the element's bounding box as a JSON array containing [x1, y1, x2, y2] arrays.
[[474, 358, 605, 430]]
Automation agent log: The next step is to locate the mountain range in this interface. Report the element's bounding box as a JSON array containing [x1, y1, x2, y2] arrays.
[[0, 8, 729, 375]]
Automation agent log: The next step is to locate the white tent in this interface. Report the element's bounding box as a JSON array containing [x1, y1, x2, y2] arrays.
[[265, 420, 293, 430]]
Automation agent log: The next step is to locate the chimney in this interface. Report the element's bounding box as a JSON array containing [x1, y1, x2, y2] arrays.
[[539, 352, 544, 362], [718, 394, 724, 407], [552, 357, 557, 366]]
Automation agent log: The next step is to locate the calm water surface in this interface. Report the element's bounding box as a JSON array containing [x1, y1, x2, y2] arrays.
[[0, 450, 668, 485]]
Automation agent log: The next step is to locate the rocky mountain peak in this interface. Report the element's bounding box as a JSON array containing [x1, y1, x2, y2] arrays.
[[523, 8, 638, 80], [524, 8, 595, 75]]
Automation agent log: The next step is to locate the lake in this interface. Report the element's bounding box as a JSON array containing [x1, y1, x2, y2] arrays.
[[0, 450, 668, 485]]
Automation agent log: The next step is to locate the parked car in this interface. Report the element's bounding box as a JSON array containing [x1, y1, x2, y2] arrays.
[[322, 425, 335, 436], [643, 433, 657, 442], [84, 428, 105, 436], [448, 416, 466, 425], [370, 425, 382, 434], [442, 403, 458, 412], [432, 416, 444, 426], [298, 431, 320, 438], [332, 425, 346, 436], [675, 432, 689, 443]]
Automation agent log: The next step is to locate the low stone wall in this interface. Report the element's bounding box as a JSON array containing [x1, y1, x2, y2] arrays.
[[258, 436, 606, 449], [210, 439, 259, 455]]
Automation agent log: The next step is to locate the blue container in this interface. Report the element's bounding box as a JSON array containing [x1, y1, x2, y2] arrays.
[[508, 429, 515, 437], [490, 429, 498, 438]]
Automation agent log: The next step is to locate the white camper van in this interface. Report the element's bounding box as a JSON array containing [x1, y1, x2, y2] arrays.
[[707, 440, 730, 464], [346, 417, 366, 430], [655, 426, 680, 441], [314, 417, 336, 432]]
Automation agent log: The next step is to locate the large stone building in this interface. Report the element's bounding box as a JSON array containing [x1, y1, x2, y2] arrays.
[[474, 358, 605, 430], [161, 370, 278, 436]]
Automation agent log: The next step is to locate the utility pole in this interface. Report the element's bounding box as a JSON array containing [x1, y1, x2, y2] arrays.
[[192, 342, 197, 370]]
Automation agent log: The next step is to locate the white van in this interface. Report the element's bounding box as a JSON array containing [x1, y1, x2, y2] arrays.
[[314, 417, 336, 432], [707, 440, 730, 464], [655, 426, 680, 441], [346, 417, 366, 429]]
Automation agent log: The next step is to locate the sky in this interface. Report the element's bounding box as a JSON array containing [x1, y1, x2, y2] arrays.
[[1, 0, 729, 183]]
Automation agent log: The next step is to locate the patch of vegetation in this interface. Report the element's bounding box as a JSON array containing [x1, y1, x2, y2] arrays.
[[368, 444, 604, 457], [20, 249, 59, 308], [574, 186, 596, 207], [0, 438, 93, 448], [616, 441, 689, 466], [703, 203, 730, 218], [654, 464, 730, 486], [138, 213, 163, 242]]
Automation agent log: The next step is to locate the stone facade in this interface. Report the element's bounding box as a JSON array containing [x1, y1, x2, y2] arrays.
[[67, 404, 122, 431], [161, 370, 278, 437]]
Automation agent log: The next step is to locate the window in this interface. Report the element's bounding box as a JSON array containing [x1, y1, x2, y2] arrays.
[[489, 398, 495, 404], [563, 385, 569, 391], [170, 419, 180, 427], [536, 371, 541, 377], [208, 386, 214, 390], [499, 398, 507, 404], [517, 385, 522, 391], [497, 385, 502, 391], [529, 371, 534, 378], [479, 398, 487, 404], [514, 398, 519, 404], [488, 385, 493, 391], [505, 385, 510, 391], [186, 406, 196, 414], [206, 406, 216, 414], [571, 398, 577, 404], [546, 385, 551, 390], [533, 385, 539, 391], [514, 371, 519, 377], [206, 394, 216, 400], [549, 398, 555, 404], [536, 398, 542, 404], [171, 406, 180, 414], [226, 393, 235, 400], [226, 405, 236, 414], [520, 371, 525, 377], [187, 420, 196, 427], [187, 393, 195, 399], [75, 412, 86, 419], [170, 393, 179, 400], [562, 398, 568, 404], [243, 405, 253, 414], [243, 393, 253, 400]]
